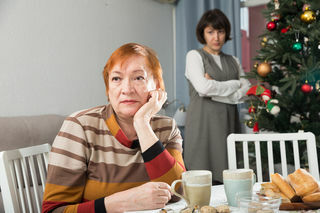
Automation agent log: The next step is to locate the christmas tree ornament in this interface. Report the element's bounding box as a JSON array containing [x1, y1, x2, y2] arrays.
[[246, 85, 267, 96], [266, 99, 280, 115], [266, 21, 276, 31], [292, 42, 302, 51], [248, 105, 256, 114], [274, 0, 279, 10], [301, 81, 313, 93], [302, 4, 311, 11], [253, 122, 259, 133], [246, 119, 255, 128], [254, 62, 259, 69], [281, 28, 288, 33], [271, 13, 280, 22], [292, 32, 302, 51], [261, 89, 272, 103], [257, 62, 272, 77], [261, 37, 268, 46], [300, 8, 316, 24], [315, 80, 320, 92]]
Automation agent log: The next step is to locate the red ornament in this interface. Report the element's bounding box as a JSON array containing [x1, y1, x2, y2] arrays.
[[281, 28, 288, 33], [266, 21, 276, 31], [301, 83, 313, 93], [248, 106, 256, 114], [253, 122, 259, 133]]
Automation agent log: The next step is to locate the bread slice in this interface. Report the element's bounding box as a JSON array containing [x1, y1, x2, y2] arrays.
[[260, 182, 280, 193], [302, 192, 320, 203], [287, 168, 319, 197], [271, 173, 300, 202]]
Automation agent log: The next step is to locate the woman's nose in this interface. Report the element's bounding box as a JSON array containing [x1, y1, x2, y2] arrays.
[[121, 78, 134, 93], [213, 31, 219, 40]]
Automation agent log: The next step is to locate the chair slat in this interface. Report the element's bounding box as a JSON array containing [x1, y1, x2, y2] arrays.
[[13, 160, 27, 213], [292, 140, 300, 171], [22, 157, 34, 213], [280, 140, 288, 178], [37, 154, 46, 191], [267, 141, 274, 181], [243, 141, 249, 169], [254, 141, 262, 182], [28, 156, 42, 213]]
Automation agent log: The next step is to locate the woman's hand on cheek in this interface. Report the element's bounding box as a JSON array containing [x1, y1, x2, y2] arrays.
[[134, 90, 167, 125]]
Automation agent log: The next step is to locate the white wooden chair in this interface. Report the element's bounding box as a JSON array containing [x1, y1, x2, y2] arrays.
[[227, 132, 319, 182], [0, 143, 51, 213]]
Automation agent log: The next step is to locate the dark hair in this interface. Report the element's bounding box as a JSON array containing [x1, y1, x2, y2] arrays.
[[196, 9, 231, 44]]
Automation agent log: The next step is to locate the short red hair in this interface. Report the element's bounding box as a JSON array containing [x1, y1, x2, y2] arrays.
[[103, 43, 165, 95]]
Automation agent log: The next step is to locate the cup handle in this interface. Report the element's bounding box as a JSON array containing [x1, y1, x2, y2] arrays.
[[171, 179, 188, 203], [252, 173, 256, 186]]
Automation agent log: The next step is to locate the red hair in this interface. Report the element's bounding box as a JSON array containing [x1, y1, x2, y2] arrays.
[[103, 43, 165, 94]]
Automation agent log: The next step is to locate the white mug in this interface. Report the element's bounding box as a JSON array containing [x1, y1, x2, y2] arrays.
[[171, 170, 212, 208], [223, 169, 256, 207]]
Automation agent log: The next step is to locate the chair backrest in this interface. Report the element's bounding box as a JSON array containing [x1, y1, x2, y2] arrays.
[[0, 143, 51, 213], [227, 132, 319, 182]]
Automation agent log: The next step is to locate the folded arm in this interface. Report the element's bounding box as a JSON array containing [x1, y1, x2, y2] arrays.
[[185, 50, 241, 97]]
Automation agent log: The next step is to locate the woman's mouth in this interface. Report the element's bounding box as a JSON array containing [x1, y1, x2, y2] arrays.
[[120, 100, 138, 105]]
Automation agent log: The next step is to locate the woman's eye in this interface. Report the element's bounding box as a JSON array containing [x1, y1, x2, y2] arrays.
[[135, 76, 145, 80], [111, 77, 121, 81]]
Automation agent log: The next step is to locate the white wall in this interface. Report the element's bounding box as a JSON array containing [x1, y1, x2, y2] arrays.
[[0, 0, 174, 116]]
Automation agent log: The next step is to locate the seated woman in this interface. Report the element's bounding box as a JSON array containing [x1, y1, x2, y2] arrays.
[[42, 43, 186, 213]]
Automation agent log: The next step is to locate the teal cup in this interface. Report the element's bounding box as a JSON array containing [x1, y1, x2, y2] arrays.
[[223, 169, 256, 207]]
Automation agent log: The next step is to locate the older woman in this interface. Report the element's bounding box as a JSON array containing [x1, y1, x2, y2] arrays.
[[42, 43, 185, 213]]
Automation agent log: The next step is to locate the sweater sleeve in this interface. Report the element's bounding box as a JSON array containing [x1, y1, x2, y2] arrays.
[[210, 56, 251, 104], [185, 50, 241, 97], [42, 117, 106, 213], [141, 119, 185, 184]]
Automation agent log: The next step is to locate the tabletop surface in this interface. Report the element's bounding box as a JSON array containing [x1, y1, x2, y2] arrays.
[[125, 184, 319, 213]]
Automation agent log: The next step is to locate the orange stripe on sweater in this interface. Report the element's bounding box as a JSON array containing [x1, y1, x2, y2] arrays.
[[43, 183, 84, 203]]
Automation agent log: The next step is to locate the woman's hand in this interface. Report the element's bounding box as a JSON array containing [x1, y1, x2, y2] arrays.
[[133, 89, 167, 125], [104, 182, 172, 213], [205, 73, 213, 80], [133, 90, 167, 152]]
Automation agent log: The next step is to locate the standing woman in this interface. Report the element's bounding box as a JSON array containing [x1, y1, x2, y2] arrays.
[[184, 9, 250, 184]]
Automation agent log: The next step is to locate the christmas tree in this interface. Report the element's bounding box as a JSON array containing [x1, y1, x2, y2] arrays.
[[244, 0, 320, 147]]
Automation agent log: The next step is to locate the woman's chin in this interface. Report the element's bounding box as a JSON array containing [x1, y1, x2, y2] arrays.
[[118, 109, 138, 118]]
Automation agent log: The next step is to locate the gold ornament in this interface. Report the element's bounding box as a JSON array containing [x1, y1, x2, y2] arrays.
[[257, 62, 272, 77], [254, 62, 259, 69], [261, 37, 268, 46], [246, 119, 255, 128], [300, 8, 316, 23], [316, 80, 320, 92]]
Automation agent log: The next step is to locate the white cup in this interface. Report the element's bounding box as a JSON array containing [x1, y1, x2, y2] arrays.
[[171, 170, 212, 208], [223, 169, 256, 207]]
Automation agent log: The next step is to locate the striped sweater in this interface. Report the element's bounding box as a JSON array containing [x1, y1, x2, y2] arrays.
[[42, 104, 185, 213]]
